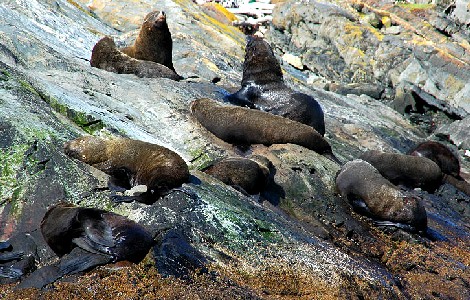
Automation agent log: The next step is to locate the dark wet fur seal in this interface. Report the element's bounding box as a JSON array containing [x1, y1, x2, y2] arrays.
[[409, 141, 470, 195], [191, 98, 339, 163], [121, 11, 176, 73], [90, 36, 181, 80], [0, 233, 38, 284], [202, 156, 271, 195], [359, 150, 443, 193], [225, 35, 325, 136], [64, 136, 189, 204], [336, 159, 427, 232], [17, 202, 154, 289]]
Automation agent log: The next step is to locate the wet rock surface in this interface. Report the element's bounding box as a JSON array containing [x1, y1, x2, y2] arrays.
[[0, 0, 469, 299]]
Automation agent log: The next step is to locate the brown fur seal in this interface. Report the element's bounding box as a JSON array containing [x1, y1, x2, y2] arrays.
[[359, 150, 443, 193], [17, 202, 154, 289], [64, 136, 189, 204], [409, 141, 470, 195], [120, 11, 176, 72], [191, 98, 338, 162], [336, 159, 427, 232], [224, 35, 325, 136], [202, 156, 271, 195], [90, 36, 181, 80]]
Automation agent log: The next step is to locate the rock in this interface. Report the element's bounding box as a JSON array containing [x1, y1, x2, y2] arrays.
[[282, 52, 303, 69]]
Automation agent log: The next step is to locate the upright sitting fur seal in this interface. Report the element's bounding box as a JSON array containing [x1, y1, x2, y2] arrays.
[[64, 136, 189, 204], [202, 156, 272, 195], [17, 202, 154, 289], [225, 35, 325, 136], [408, 141, 470, 195], [90, 36, 181, 80], [121, 11, 176, 73], [359, 150, 443, 193], [191, 98, 339, 163], [336, 159, 427, 232]]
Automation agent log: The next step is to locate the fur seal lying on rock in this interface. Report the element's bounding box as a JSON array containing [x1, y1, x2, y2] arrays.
[[64, 136, 189, 204], [90, 36, 181, 80], [191, 98, 339, 163], [409, 141, 470, 195], [225, 36, 325, 136], [359, 150, 443, 193], [0, 234, 38, 284], [17, 202, 154, 289], [202, 156, 272, 195], [121, 11, 176, 73], [336, 159, 427, 232]]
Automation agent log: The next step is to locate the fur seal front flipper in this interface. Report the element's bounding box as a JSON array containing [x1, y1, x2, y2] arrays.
[[191, 98, 339, 163], [225, 36, 325, 136]]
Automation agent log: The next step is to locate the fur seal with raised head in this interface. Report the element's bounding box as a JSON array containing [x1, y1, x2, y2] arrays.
[[64, 136, 189, 204], [90, 36, 181, 80], [359, 150, 443, 193], [225, 35, 325, 136], [191, 98, 339, 163], [409, 141, 470, 195], [336, 159, 427, 232], [17, 202, 154, 289], [121, 11, 176, 73], [202, 156, 272, 195]]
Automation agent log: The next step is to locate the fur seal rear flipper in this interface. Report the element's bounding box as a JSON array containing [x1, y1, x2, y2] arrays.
[[225, 36, 325, 135], [191, 98, 340, 163]]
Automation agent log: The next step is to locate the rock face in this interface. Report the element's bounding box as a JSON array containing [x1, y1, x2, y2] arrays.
[[0, 0, 469, 299]]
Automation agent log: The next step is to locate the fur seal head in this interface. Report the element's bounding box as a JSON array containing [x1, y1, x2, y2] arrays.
[[64, 136, 189, 204], [336, 159, 427, 232]]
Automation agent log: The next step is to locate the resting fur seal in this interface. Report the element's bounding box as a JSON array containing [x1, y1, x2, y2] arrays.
[[120, 11, 176, 72], [64, 136, 189, 204], [17, 202, 154, 289], [202, 156, 271, 195], [191, 98, 339, 162], [336, 159, 427, 232], [225, 35, 325, 136], [359, 150, 443, 193], [90, 36, 181, 80], [409, 141, 470, 195]]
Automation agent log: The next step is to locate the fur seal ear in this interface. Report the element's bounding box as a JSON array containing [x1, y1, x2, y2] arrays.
[[336, 159, 427, 232]]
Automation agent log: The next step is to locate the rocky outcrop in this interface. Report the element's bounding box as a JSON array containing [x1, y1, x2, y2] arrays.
[[0, 0, 469, 299]]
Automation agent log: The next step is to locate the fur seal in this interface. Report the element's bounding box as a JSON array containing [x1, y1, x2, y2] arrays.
[[120, 11, 176, 72], [409, 141, 470, 195], [225, 35, 325, 136], [64, 136, 189, 204], [191, 98, 338, 162], [17, 202, 154, 289], [336, 159, 427, 232], [90, 36, 181, 80], [202, 156, 271, 195], [359, 150, 443, 193]]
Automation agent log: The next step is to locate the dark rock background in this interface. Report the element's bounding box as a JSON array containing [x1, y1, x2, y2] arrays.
[[0, 0, 469, 298]]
